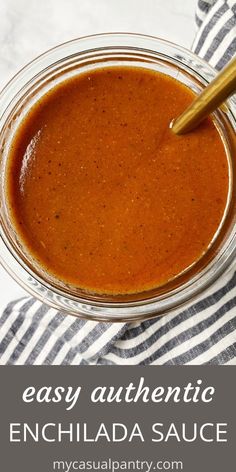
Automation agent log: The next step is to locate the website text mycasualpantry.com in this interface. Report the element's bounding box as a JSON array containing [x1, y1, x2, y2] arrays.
[[53, 459, 183, 471]]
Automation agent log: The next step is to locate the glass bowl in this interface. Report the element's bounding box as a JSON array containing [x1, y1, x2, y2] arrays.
[[0, 33, 236, 322]]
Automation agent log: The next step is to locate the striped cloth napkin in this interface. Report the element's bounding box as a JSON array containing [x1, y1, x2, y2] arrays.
[[0, 0, 236, 365]]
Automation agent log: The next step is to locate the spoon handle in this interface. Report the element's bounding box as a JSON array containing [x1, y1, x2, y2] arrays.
[[172, 56, 236, 135]]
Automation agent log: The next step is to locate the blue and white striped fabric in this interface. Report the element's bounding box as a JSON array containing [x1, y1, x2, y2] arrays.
[[0, 0, 236, 365], [194, 0, 236, 69]]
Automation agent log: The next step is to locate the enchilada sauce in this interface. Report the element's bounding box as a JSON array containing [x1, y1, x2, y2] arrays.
[[6, 67, 229, 294]]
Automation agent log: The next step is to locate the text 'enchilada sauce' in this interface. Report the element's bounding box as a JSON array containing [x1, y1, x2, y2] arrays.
[[7, 67, 229, 294]]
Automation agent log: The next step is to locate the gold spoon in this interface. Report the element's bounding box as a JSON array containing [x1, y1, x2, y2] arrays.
[[171, 56, 236, 135]]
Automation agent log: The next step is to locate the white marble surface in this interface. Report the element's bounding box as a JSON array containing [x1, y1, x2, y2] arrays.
[[0, 0, 197, 311]]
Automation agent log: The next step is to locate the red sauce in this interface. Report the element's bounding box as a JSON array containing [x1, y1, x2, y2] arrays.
[[6, 66, 229, 294]]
